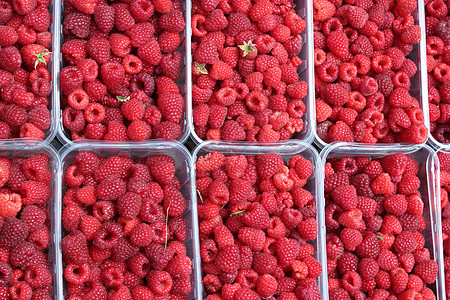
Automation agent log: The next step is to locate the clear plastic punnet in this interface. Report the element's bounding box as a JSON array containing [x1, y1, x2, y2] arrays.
[[57, 141, 200, 299], [1, 2, 59, 143], [434, 146, 450, 298], [320, 142, 445, 299], [313, 0, 430, 149], [188, 0, 315, 145], [191, 140, 327, 298], [0, 140, 62, 300], [54, 0, 191, 145]]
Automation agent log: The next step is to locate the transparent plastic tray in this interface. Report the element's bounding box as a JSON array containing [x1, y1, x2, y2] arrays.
[[1, 2, 59, 143], [191, 140, 326, 298], [54, 0, 190, 145], [0, 140, 62, 300], [57, 141, 200, 299], [320, 142, 445, 299], [187, 0, 315, 145], [313, 0, 430, 148]]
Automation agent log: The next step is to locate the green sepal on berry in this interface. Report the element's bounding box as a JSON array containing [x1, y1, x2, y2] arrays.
[[34, 49, 51, 69], [116, 95, 130, 102], [238, 40, 256, 57], [195, 62, 208, 74]]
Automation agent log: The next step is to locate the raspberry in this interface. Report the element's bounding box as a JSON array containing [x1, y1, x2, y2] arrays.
[[384, 194, 408, 216], [117, 192, 142, 219], [60, 66, 84, 96], [164, 254, 192, 279], [162, 185, 185, 218], [80, 215, 102, 241], [20, 204, 46, 232], [256, 153, 284, 179], [340, 228, 363, 252], [157, 93, 183, 123], [237, 227, 264, 251], [24, 264, 52, 288], [0, 192, 21, 218], [0, 217, 29, 248], [313, 0, 336, 21], [61, 231, 90, 265], [414, 260, 438, 284], [370, 172, 395, 195], [96, 176, 126, 201]]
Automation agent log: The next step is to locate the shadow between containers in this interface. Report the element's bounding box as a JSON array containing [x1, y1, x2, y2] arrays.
[[319, 142, 445, 299], [191, 140, 327, 298], [56, 140, 201, 300]]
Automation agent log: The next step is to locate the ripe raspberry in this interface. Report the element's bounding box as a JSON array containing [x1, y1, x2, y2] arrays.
[[327, 31, 349, 58], [331, 185, 358, 210], [0, 217, 29, 248], [117, 192, 142, 219], [370, 173, 395, 195], [163, 185, 186, 217], [137, 39, 162, 65], [414, 260, 438, 284], [157, 93, 183, 123], [237, 227, 265, 251], [20, 204, 46, 232], [328, 121, 354, 142], [216, 246, 240, 273], [61, 231, 90, 265], [0, 193, 21, 218], [256, 153, 284, 179]]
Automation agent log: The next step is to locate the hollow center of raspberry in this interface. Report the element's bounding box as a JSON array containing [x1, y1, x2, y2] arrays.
[[104, 232, 115, 242]]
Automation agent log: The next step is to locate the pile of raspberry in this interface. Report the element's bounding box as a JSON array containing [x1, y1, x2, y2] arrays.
[[0, 0, 52, 139], [314, 0, 429, 144], [61, 152, 192, 299], [196, 152, 322, 299], [438, 151, 450, 298], [0, 154, 53, 299], [324, 153, 439, 299], [191, 0, 308, 142], [426, 0, 450, 143], [60, 0, 185, 141]]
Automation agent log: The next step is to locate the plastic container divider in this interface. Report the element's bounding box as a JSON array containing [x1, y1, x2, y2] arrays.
[[54, 0, 190, 145], [57, 141, 201, 300], [188, 0, 315, 145], [191, 141, 327, 298], [0, 141, 62, 300], [320, 142, 445, 299], [313, 0, 430, 148]]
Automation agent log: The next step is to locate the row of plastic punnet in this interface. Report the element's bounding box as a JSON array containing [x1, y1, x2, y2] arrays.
[[56, 141, 202, 299], [190, 141, 327, 298], [0, 141, 445, 298], [53, 0, 192, 145], [320, 142, 446, 299], [46, 0, 442, 149], [313, 0, 431, 149]]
